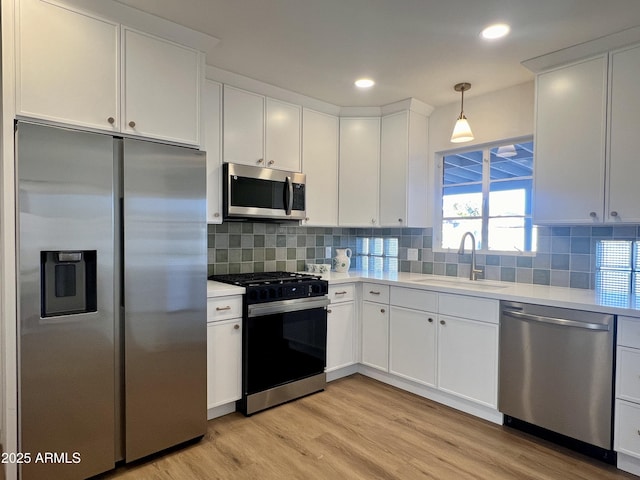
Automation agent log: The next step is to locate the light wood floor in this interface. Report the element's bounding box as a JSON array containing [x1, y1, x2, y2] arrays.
[[100, 374, 636, 480]]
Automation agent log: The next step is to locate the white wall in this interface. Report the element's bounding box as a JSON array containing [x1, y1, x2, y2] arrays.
[[426, 81, 535, 225]]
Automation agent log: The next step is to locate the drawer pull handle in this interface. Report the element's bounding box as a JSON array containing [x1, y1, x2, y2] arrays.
[[335, 291, 348, 295], [216, 306, 232, 311], [234, 324, 240, 330], [369, 291, 381, 295]]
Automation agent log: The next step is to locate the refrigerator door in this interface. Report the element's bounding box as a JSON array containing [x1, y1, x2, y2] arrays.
[[122, 138, 207, 461], [17, 122, 116, 480]]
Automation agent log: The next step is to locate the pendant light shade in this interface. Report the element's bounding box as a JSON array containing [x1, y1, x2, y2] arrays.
[[450, 83, 474, 143]]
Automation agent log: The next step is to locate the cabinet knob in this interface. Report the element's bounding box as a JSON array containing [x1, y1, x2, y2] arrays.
[[107, 116, 115, 125], [305, 217, 310, 222], [257, 159, 264, 164], [234, 324, 240, 330], [398, 218, 403, 223], [327, 309, 332, 314], [380, 308, 386, 313], [128, 120, 136, 128], [371, 218, 376, 224], [268, 160, 275, 166], [611, 211, 619, 217], [440, 320, 446, 325], [589, 211, 597, 218], [214, 212, 220, 218], [428, 318, 433, 323]]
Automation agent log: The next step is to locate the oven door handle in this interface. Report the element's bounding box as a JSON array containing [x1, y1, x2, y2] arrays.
[[248, 297, 330, 317]]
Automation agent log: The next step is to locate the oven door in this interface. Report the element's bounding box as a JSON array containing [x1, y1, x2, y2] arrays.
[[245, 297, 329, 396]]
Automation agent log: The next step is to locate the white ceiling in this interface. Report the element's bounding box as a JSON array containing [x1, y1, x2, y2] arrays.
[[115, 0, 640, 108]]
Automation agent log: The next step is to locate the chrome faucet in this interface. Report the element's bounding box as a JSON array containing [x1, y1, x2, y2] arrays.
[[458, 232, 483, 280]]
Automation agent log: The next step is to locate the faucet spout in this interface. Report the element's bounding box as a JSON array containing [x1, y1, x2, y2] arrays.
[[458, 232, 482, 280]]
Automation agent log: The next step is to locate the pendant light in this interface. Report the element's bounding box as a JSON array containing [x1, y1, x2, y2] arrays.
[[496, 144, 517, 157], [450, 82, 474, 143]]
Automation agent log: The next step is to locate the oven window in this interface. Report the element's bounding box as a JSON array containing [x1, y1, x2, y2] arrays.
[[245, 307, 327, 395]]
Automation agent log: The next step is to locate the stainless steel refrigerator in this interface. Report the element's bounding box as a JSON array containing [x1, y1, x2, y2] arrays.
[[16, 121, 207, 480]]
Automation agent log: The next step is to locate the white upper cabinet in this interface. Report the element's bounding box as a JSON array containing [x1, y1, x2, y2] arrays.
[[223, 86, 265, 166], [533, 55, 607, 224], [122, 28, 201, 146], [265, 98, 301, 171], [380, 110, 429, 227], [302, 109, 339, 226], [223, 86, 301, 171], [16, 0, 120, 132], [15, 0, 202, 146], [203, 80, 223, 224], [607, 44, 640, 224], [339, 117, 381, 226]]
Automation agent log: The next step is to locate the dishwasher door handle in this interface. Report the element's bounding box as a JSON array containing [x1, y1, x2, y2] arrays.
[[502, 309, 610, 331]]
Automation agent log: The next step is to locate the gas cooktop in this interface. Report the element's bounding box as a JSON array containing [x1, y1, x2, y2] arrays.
[[209, 271, 321, 286], [209, 271, 327, 303]]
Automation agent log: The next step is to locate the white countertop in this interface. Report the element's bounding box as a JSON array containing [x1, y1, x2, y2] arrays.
[[207, 281, 245, 298], [208, 271, 640, 317], [316, 271, 640, 317]]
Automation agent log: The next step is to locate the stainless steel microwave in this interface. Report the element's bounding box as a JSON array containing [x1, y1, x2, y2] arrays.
[[223, 163, 306, 221]]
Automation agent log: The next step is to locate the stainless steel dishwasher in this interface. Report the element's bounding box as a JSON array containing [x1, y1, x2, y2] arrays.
[[499, 301, 615, 460]]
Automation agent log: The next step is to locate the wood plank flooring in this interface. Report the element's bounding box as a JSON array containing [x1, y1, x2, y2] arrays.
[[99, 374, 636, 480]]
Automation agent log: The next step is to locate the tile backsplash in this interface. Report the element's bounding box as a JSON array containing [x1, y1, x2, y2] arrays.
[[207, 222, 640, 290]]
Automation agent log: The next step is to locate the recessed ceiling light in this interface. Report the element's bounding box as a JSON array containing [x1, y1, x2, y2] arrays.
[[355, 78, 375, 88], [481, 23, 510, 40]]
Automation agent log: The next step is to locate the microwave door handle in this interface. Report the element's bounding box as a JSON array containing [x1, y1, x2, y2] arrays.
[[285, 176, 293, 215]]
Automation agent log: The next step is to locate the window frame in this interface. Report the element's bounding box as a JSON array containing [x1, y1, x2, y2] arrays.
[[433, 137, 535, 255]]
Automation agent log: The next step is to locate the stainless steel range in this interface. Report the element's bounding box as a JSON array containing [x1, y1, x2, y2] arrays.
[[210, 272, 329, 415]]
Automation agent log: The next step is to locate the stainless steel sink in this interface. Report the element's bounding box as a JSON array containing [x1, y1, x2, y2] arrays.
[[414, 276, 509, 290]]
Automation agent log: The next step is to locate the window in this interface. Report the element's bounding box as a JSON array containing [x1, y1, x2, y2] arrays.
[[436, 140, 536, 253], [596, 240, 640, 306], [355, 237, 398, 272]]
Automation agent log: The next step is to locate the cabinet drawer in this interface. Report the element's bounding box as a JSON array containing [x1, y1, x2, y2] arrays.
[[390, 286, 437, 312], [362, 283, 390, 303], [615, 399, 640, 458], [329, 284, 356, 303], [438, 293, 498, 324], [619, 316, 640, 349], [617, 346, 640, 402], [207, 296, 243, 322]]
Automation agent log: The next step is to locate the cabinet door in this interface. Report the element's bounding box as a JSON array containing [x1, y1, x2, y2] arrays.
[[533, 56, 607, 224], [302, 109, 339, 226], [16, 0, 119, 131], [266, 98, 301, 171], [608, 45, 640, 223], [380, 111, 408, 227], [389, 306, 436, 386], [339, 117, 380, 226], [223, 86, 265, 166], [326, 302, 356, 371], [361, 301, 389, 371], [207, 319, 242, 409], [437, 315, 498, 407], [123, 28, 201, 145], [204, 80, 223, 223]]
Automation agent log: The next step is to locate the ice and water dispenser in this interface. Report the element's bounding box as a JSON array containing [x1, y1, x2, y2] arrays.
[[40, 251, 97, 317]]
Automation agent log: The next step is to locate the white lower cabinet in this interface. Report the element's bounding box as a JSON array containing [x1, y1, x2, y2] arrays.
[[361, 300, 389, 371], [436, 315, 498, 408], [389, 306, 436, 386], [327, 302, 356, 371], [207, 297, 242, 410], [615, 316, 640, 474]]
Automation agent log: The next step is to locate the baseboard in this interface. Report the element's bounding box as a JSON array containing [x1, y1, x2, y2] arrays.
[[207, 402, 237, 420], [326, 364, 359, 382], [617, 452, 640, 476], [357, 365, 503, 425]]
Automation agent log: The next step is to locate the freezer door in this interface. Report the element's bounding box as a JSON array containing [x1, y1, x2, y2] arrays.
[[17, 122, 116, 480], [122, 138, 207, 461]]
